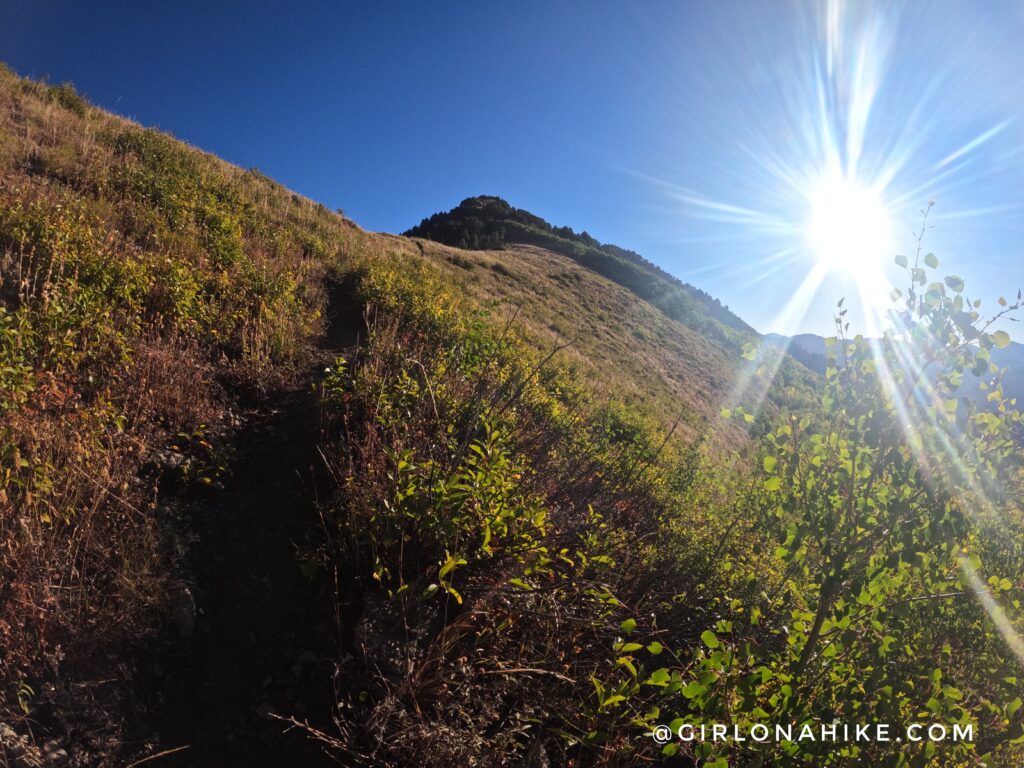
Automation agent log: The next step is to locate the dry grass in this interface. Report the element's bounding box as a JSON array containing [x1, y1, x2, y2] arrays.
[[0, 63, 368, 759], [0, 60, 806, 764], [384, 237, 815, 442]]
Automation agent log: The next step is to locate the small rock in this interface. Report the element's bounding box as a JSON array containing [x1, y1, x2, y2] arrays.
[[43, 739, 69, 765], [154, 449, 186, 470]]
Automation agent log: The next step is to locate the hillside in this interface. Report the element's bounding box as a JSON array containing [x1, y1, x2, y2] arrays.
[[400, 197, 821, 436], [0, 65, 367, 765], [0, 65, 780, 764], [378, 236, 817, 439], [406, 195, 754, 338], [3, 64, 1024, 768]]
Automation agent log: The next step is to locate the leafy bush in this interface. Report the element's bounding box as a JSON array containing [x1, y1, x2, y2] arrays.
[[310, 253, 754, 764], [301, 223, 1024, 767], [591, 249, 1024, 766]]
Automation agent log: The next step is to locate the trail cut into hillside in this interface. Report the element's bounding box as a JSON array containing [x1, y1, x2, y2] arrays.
[[144, 293, 360, 767]]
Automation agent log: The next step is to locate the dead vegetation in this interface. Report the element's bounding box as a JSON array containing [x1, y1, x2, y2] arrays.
[[0, 63, 364, 762]]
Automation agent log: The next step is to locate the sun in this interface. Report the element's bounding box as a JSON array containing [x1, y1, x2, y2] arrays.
[[805, 174, 893, 281]]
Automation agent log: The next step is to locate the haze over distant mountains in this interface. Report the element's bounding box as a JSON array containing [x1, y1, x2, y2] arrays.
[[766, 332, 1024, 403]]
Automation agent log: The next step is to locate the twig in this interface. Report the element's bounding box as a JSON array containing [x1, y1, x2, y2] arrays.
[[124, 745, 190, 767], [476, 666, 575, 684]]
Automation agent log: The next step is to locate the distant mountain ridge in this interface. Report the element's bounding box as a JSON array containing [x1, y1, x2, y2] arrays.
[[767, 332, 1024, 403], [764, 333, 829, 373], [405, 195, 753, 342]]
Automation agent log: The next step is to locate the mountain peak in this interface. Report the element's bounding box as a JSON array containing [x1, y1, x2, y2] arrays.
[[405, 196, 754, 336]]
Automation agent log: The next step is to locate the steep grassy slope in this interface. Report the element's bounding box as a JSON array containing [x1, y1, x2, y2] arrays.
[[382, 236, 819, 440], [407, 194, 754, 336], [0, 65, 777, 763], [418, 240, 739, 431], [309, 238, 1024, 767], [6, 64, 1021, 768], [0, 64, 367, 761]]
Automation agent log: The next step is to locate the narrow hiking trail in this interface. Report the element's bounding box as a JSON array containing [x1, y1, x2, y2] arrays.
[[148, 294, 360, 767]]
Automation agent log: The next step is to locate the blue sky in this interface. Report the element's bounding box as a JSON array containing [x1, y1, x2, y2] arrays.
[[4, 1, 1024, 335]]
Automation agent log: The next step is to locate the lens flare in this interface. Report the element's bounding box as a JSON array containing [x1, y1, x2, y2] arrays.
[[640, 1, 1020, 339], [805, 174, 892, 280], [677, 2, 1024, 677]]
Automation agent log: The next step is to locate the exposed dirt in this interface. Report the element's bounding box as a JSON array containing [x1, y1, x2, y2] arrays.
[[142, 289, 361, 767]]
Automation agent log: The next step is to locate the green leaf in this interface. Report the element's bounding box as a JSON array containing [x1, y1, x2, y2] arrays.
[[439, 552, 467, 579], [701, 630, 720, 649], [895, 254, 908, 268], [647, 641, 664, 655], [620, 618, 637, 635], [763, 456, 777, 473], [763, 477, 781, 491], [945, 275, 965, 293], [681, 681, 706, 699], [993, 330, 1011, 349], [924, 252, 938, 268], [646, 667, 671, 686]]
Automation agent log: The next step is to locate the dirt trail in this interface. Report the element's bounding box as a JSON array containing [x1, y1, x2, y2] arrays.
[[149, 291, 359, 767]]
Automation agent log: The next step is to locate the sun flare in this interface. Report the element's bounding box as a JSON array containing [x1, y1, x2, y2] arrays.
[[806, 174, 893, 282]]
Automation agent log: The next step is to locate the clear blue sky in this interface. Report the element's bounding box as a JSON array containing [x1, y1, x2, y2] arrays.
[[5, 1, 1024, 335]]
